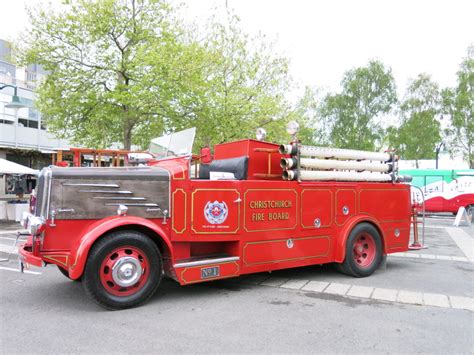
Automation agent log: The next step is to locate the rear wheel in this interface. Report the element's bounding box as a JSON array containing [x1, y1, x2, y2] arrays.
[[337, 223, 382, 277], [82, 230, 162, 310]]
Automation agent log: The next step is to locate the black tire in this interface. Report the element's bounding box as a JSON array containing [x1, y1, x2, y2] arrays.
[[336, 223, 382, 278], [57, 265, 81, 282], [82, 230, 162, 310]]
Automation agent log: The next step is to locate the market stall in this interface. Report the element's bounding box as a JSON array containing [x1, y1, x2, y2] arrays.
[[0, 158, 38, 221]]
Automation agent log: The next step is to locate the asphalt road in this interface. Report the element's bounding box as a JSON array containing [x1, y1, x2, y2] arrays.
[[0, 216, 473, 354]]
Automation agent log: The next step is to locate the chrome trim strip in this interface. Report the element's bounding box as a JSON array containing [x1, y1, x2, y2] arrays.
[[105, 203, 159, 207], [45, 168, 53, 220], [174, 256, 240, 268], [79, 190, 133, 194], [63, 183, 120, 188], [93, 197, 146, 200]]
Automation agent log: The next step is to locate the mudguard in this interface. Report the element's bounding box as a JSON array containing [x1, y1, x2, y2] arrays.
[[68, 216, 171, 279], [334, 215, 385, 263]]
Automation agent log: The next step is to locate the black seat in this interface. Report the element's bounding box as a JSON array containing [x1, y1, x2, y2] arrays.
[[199, 156, 249, 180]]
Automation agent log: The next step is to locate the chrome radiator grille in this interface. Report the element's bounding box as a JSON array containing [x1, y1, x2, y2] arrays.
[[48, 166, 170, 220]]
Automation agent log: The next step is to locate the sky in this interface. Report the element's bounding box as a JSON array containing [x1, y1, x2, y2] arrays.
[[1, 0, 473, 98]]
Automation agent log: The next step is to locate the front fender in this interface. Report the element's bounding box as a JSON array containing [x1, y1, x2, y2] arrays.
[[334, 215, 385, 263], [68, 216, 170, 279]]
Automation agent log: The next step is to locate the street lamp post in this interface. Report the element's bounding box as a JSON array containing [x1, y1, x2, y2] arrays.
[[435, 142, 445, 169], [0, 84, 27, 148]]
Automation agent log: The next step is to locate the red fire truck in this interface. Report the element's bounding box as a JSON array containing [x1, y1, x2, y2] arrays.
[[19, 125, 415, 310]]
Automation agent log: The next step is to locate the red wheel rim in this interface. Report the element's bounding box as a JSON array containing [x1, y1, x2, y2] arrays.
[[352, 233, 376, 268], [99, 246, 150, 297]]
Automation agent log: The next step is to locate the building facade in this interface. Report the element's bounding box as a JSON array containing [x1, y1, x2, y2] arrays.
[[0, 39, 69, 197]]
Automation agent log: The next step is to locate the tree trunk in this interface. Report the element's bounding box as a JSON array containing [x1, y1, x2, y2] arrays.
[[124, 128, 132, 151], [123, 116, 133, 151]]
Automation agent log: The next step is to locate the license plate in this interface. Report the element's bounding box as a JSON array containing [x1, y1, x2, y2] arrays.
[[201, 266, 220, 279]]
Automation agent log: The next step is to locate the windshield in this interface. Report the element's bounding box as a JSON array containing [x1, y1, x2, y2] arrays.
[[149, 127, 196, 158]]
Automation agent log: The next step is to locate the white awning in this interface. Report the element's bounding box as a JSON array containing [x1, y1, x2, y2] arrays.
[[0, 158, 38, 175]]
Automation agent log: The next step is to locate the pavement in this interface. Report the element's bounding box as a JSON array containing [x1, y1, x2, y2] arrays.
[[0, 215, 473, 353]]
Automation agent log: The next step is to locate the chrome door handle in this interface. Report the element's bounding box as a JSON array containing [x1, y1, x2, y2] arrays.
[[234, 198, 242, 203]]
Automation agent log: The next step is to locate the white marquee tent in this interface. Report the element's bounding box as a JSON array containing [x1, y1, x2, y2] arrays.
[[0, 158, 38, 175]]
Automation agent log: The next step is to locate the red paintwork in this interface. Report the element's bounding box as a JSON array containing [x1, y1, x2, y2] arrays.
[[214, 139, 284, 179], [99, 246, 150, 296], [21, 139, 413, 287], [353, 233, 376, 267], [424, 194, 474, 213]]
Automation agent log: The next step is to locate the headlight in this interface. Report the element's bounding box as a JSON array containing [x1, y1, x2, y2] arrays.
[[29, 216, 45, 236]]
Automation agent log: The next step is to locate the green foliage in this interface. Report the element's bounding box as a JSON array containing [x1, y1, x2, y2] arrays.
[[442, 47, 474, 168], [388, 74, 442, 167], [178, 13, 292, 149], [21, 0, 292, 150], [318, 60, 397, 151], [286, 86, 324, 146]]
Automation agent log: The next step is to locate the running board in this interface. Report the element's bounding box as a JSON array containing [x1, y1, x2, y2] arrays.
[[174, 256, 239, 268]]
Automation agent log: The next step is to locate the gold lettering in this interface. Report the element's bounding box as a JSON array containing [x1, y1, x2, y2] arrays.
[[268, 212, 289, 220], [249, 199, 293, 209], [252, 213, 265, 222]]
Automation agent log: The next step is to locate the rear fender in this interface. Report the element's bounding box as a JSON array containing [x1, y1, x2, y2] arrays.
[[334, 215, 385, 263], [68, 216, 171, 279]]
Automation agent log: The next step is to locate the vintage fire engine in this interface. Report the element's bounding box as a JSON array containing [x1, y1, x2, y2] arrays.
[[19, 124, 415, 310]]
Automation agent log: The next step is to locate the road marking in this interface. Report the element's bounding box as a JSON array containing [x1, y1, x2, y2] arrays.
[[371, 287, 398, 302], [397, 290, 423, 305], [449, 296, 474, 311], [260, 277, 289, 287], [446, 227, 474, 261], [0, 230, 24, 235], [324, 282, 350, 295], [0, 244, 18, 255], [252, 278, 473, 311], [280, 279, 309, 290], [423, 293, 450, 308], [390, 252, 470, 263], [346, 285, 374, 298], [301, 280, 329, 292], [0, 236, 20, 241], [420, 254, 436, 260], [0, 266, 41, 275]]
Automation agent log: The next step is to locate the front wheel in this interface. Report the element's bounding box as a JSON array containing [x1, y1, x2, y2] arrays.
[[82, 230, 162, 310], [336, 223, 382, 277]]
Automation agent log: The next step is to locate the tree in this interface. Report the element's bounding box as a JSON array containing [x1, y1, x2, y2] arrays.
[[22, 0, 183, 150], [21, 1, 292, 150], [318, 60, 397, 151], [184, 12, 292, 148], [286, 86, 325, 146], [442, 46, 474, 168], [388, 74, 442, 167]]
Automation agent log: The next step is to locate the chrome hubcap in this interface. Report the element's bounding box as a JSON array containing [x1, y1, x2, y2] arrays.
[[111, 256, 143, 287]]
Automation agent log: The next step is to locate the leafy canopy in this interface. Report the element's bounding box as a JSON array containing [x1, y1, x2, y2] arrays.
[[388, 74, 442, 167], [442, 46, 474, 168], [22, 0, 292, 150], [318, 60, 397, 151]]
